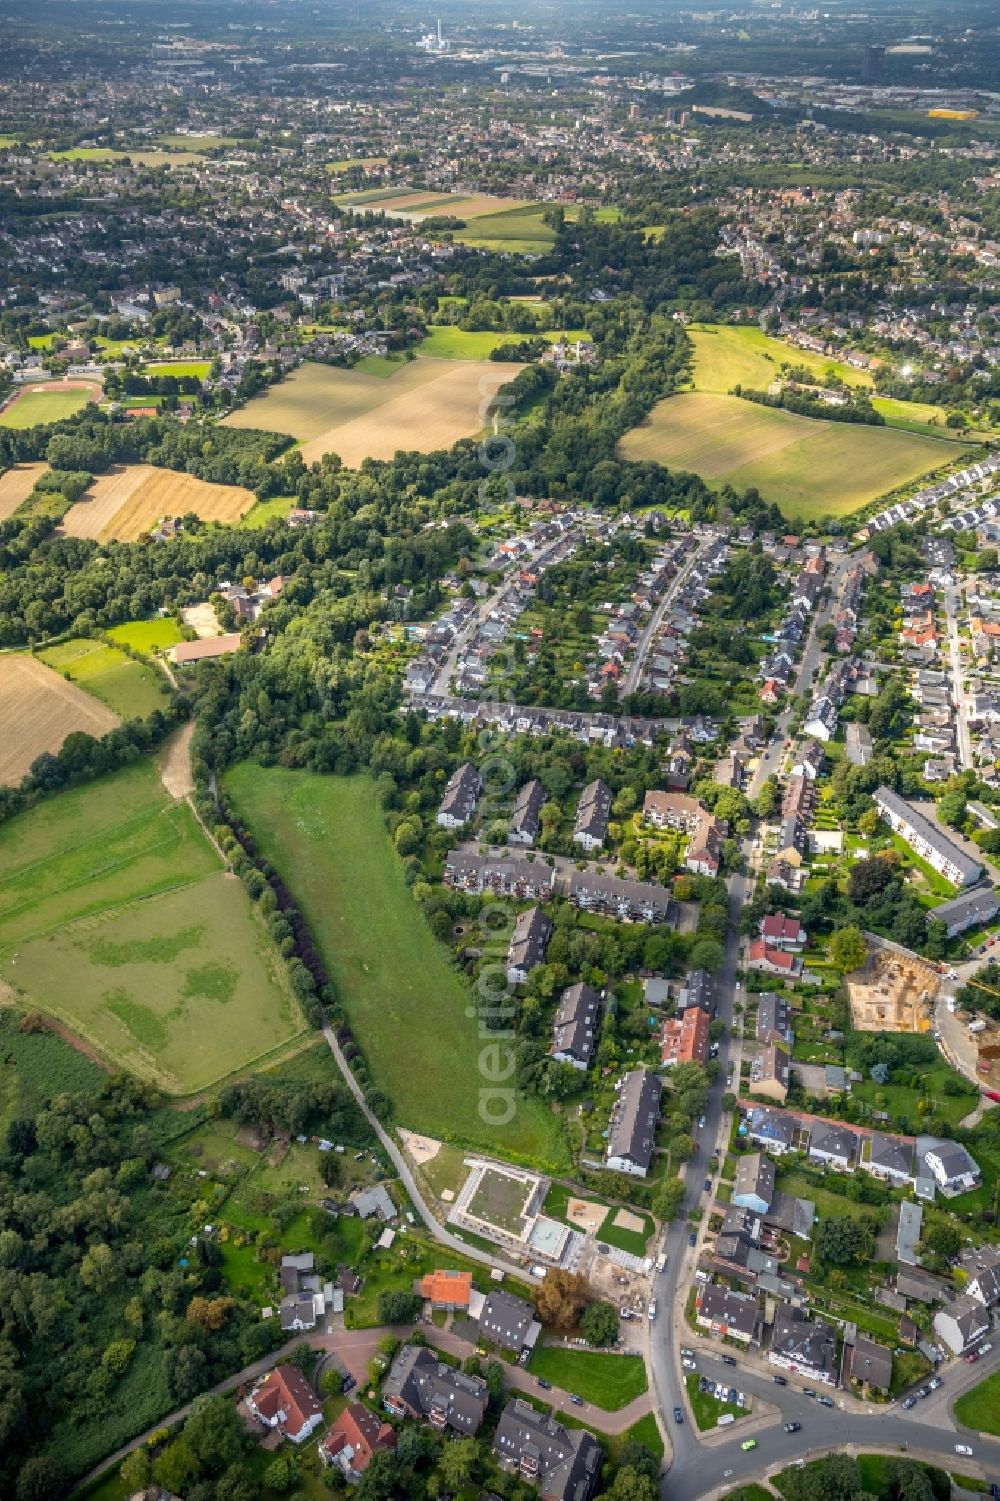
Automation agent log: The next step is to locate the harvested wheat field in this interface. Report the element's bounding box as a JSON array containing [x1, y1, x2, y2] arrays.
[[223, 358, 519, 467], [0, 462, 48, 520], [0, 655, 120, 785], [61, 464, 256, 541]]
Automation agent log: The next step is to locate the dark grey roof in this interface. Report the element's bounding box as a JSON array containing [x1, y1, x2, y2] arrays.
[[573, 778, 611, 842], [564, 869, 672, 921], [697, 1284, 760, 1338], [873, 787, 983, 883], [746, 1107, 795, 1147], [607, 1069, 663, 1172], [507, 905, 553, 977], [479, 1290, 536, 1351], [551, 983, 601, 1065], [756, 992, 792, 1043], [869, 1132, 914, 1177], [439, 762, 482, 823], [809, 1121, 858, 1163], [493, 1400, 602, 1501], [382, 1345, 488, 1433], [510, 778, 546, 841], [771, 1307, 838, 1378], [851, 1335, 892, 1390], [678, 968, 714, 1014], [930, 886, 1000, 931]]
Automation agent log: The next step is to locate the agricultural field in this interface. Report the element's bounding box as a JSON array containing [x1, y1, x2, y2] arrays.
[[418, 325, 591, 360], [334, 186, 532, 221], [222, 358, 519, 467], [455, 205, 558, 254], [0, 381, 98, 429], [0, 760, 307, 1093], [156, 133, 237, 150], [223, 764, 568, 1167], [686, 323, 875, 394], [106, 616, 185, 654], [60, 463, 256, 539], [0, 1008, 108, 1132], [39, 637, 169, 719], [48, 147, 203, 166], [619, 390, 959, 520], [0, 460, 49, 520], [0, 654, 120, 785]]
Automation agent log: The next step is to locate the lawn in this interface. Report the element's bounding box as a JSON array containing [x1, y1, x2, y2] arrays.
[[106, 617, 184, 654], [0, 386, 93, 428], [686, 323, 874, 395], [0, 761, 308, 1092], [239, 495, 297, 528], [418, 326, 590, 360], [527, 1348, 648, 1410], [618, 390, 959, 521], [39, 637, 170, 719], [684, 1371, 746, 1430], [144, 359, 211, 379], [596, 1205, 655, 1257], [850, 1061, 977, 1129], [954, 1368, 1000, 1435], [222, 765, 567, 1166], [455, 205, 557, 254]]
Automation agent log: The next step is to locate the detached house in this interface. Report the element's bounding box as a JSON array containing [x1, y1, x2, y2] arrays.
[[748, 940, 801, 978], [695, 1285, 760, 1344], [382, 1345, 488, 1434], [760, 914, 806, 951], [493, 1400, 602, 1501], [749, 1043, 790, 1103], [923, 1140, 981, 1196], [247, 1366, 324, 1445], [319, 1403, 396, 1480], [934, 1296, 991, 1356]]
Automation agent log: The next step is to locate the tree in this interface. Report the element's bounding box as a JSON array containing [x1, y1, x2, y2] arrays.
[[689, 938, 724, 973], [581, 1300, 619, 1347], [652, 1177, 685, 1222], [937, 790, 966, 828], [783, 1452, 861, 1501], [377, 1289, 420, 1324], [848, 858, 894, 903], [601, 1465, 660, 1501], [535, 1269, 589, 1330], [15, 1459, 65, 1501], [438, 1438, 478, 1491], [813, 1216, 874, 1267], [920, 1220, 961, 1260], [829, 925, 867, 972], [79, 1241, 116, 1295], [187, 1295, 234, 1331]]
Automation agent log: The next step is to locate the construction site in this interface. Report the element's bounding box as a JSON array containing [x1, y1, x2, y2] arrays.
[[846, 943, 939, 1033]]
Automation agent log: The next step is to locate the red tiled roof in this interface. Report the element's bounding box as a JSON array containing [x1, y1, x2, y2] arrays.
[[251, 1365, 322, 1439]]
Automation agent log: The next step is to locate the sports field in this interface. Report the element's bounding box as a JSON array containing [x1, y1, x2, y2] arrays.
[[620, 391, 955, 519], [0, 382, 99, 429], [39, 638, 169, 719], [60, 463, 256, 539], [223, 765, 568, 1167], [418, 326, 590, 360], [0, 462, 49, 520], [0, 654, 120, 785], [0, 760, 307, 1093], [144, 359, 211, 380], [222, 358, 519, 467]]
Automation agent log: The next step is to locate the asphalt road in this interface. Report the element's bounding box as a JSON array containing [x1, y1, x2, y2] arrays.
[[622, 534, 712, 696], [943, 583, 974, 770]]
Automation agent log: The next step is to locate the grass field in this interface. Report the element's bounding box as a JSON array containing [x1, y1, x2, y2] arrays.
[[456, 205, 557, 254], [222, 358, 520, 468], [619, 390, 959, 520], [239, 495, 296, 528], [684, 1371, 746, 1430], [143, 359, 211, 380], [953, 1369, 1000, 1435], [418, 325, 590, 360], [0, 384, 96, 428], [223, 765, 567, 1166], [0, 461, 49, 520], [687, 323, 874, 394], [60, 463, 256, 539], [39, 638, 169, 719], [106, 617, 184, 654], [527, 1349, 648, 1411], [0, 760, 307, 1093], [0, 654, 120, 785], [0, 1007, 107, 1133], [156, 133, 237, 151], [49, 147, 203, 167]]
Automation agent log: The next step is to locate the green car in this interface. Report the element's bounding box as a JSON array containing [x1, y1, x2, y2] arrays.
[[741, 1439, 757, 1452]]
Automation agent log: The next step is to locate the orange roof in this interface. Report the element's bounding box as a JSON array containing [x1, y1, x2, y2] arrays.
[[660, 1006, 709, 1066], [419, 1269, 473, 1306]]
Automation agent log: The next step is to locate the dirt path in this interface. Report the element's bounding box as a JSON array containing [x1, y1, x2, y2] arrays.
[[158, 721, 195, 799]]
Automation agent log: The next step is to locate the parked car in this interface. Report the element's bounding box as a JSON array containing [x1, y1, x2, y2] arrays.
[[817, 1395, 834, 1408], [674, 1407, 684, 1424], [917, 1386, 931, 1400], [772, 1374, 787, 1386], [537, 1378, 552, 1391], [784, 1422, 801, 1433], [741, 1439, 757, 1452], [902, 1396, 917, 1409], [802, 1388, 817, 1398], [722, 1354, 738, 1367], [648, 1301, 657, 1321], [568, 1393, 584, 1406], [341, 1374, 356, 1393], [689, 1231, 697, 1247], [966, 1351, 981, 1365], [682, 1357, 697, 1371], [955, 1446, 974, 1457], [928, 1376, 943, 1391], [703, 1178, 712, 1192]]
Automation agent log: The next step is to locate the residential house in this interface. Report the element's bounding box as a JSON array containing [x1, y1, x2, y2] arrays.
[[756, 992, 793, 1046], [510, 779, 545, 846], [866, 1133, 915, 1186], [507, 906, 553, 986], [775, 815, 806, 865], [477, 1290, 540, 1353], [732, 1152, 775, 1214], [437, 763, 482, 829], [744, 1107, 796, 1155], [695, 1284, 760, 1344], [845, 722, 873, 767], [319, 1403, 396, 1479], [896, 1200, 923, 1267], [922, 1140, 981, 1196], [660, 1006, 710, 1068], [748, 940, 801, 979], [873, 788, 983, 887], [493, 1400, 602, 1501], [750, 1043, 790, 1104], [808, 1122, 857, 1172], [351, 1185, 396, 1221], [564, 870, 673, 923], [849, 1336, 892, 1393], [641, 791, 724, 876], [677, 968, 714, 1016], [550, 983, 601, 1070], [792, 741, 825, 780], [958, 1246, 1000, 1308], [606, 1069, 663, 1178], [572, 779, 612, 851], [769, 1307, 838, 1385], [382, 1345, 489, 1433], [419, 1270, 473, 1310], [247, 1366, 324, 1444], [760, 914, 806, 951], [930, 886, 1000, 938], [934, 1296, 991, 1355], [444, 852, 555, 902]]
